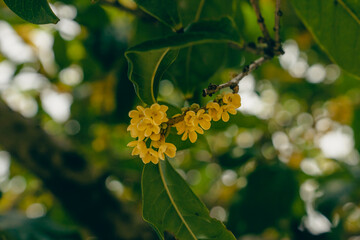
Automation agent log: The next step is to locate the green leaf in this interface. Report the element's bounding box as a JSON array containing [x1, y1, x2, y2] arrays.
[[142, 159, 236, 240], [126, 48, 179, 104], [3, 0, 59, 24], [290, 0, 360, 78], [177, 0, 234, 27], [134, 0, 182, 31], [125, 17, 240, 104]]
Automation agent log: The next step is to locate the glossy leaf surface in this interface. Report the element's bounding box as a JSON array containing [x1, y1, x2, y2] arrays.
[[125, 17, 240, 104], [142, 159, 236, 240], [3, 0, 59, 24], [291, 0, 360, 78], [134, 0, 182, 31]]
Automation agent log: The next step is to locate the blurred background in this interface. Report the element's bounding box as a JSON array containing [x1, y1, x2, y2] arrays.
[[0, 0, 360, 239]]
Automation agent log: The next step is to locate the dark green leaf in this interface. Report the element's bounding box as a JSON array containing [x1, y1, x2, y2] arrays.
[[3, 0, 59, 24], [291, 0, 360, 78], [126, 48, 179, 104], [125, 17, 240, 104], [177, 0, 234, 27], [135, 0, 182, 31], [142, 159, 236, 240]]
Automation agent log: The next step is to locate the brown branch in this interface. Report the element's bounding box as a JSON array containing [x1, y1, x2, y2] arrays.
[[250, 0, 271, 42], [0, 101, 156, 240], [202, 56, 270, 96], [274, 0, 282, 49]]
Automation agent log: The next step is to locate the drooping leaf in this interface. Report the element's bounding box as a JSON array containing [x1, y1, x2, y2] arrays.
[[125, 17, 241, 104], [134, 0, 182, 32], [290, 0, 360, 78], [3, 0, 59, 24], [142, 159, 236, 240]]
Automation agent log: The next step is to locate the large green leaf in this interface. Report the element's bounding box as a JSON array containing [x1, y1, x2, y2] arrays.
[[3, 0, 59, 24], [291, 0, 360, 78], [142, 159, 236, 240], [125, 17, 240, 104], [126, 48, 179, 104], [134, 0, 182, 32]]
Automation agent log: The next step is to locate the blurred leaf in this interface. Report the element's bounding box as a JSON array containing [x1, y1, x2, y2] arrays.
[[353, 108, 360, 150], [134, 0, 182, 31], [3, 0, 59, 24], [53, 33, 71, 69], [142, 159, 236, 240], [315, 179, 354, 219], [227, 163, 298, 236], [291, 0, 360, 78], [0, 212, 81, 240], [76, 4, 110, 30], [84, 26, 128, 71], [125, 17, 240, 104]]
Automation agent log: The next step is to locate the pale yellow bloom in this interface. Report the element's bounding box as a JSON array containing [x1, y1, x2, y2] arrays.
[[223, 93, 241, 108], [127, 140, 147, 156], [129, 106, 145, 125], [137, 118, 160, 137], [184, 110, 197, 127], [141, 148, 159, 164], [144, 103, 168, 125], [196, 109, 211, 130], [206, 102, 222, 121], [156, 139, 177, 160]]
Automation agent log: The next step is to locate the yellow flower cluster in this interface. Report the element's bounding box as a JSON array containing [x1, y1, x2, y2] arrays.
[[127, 93, 241, 164], [175, 92, 241, 143], [207, 92, 241, 122], [127, 103, 176, 164]]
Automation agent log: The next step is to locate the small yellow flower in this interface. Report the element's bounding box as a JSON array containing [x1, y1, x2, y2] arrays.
[[127, 140, 147, 156], [180, 126, 204, 143], [156, 139, 177, 160], [127, 124, 145, 140], [184, 110, 197, 127], [137, 118, 160, 137], [129, 106, 145, 125], [196, 109, 211, 130], [206, 102, 222, 121], [223, 93, 241, 108], [141, 148, 159, 164], [144, 103, 168, 125]]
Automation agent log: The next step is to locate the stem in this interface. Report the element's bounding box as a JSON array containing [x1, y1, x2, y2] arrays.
[[250, 0, 271, 42], [202, 56, 270, 96], [274, 0, 282, 48]]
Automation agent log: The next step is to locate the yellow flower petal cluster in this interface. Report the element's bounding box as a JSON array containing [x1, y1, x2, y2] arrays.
[[127, 93, 241, 163], [175, 109, 211, 143], [206, 93, 241, 122], [127, 103, 176, 164]]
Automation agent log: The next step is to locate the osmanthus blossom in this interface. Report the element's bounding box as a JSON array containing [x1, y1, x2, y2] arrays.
[[127, 93, 241, 164]]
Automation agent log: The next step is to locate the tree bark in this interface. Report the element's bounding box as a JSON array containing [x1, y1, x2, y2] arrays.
[[0, 101, 156, 240]]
